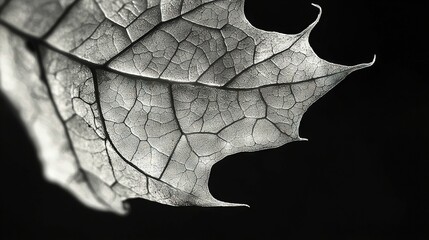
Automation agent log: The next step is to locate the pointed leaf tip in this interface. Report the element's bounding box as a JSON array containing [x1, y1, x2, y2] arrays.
[[370, 54, 377, 66], [351, 54, 377, 72]]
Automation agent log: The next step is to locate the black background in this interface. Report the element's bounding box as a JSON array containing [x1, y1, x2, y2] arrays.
[[1, 0, 428, 239]]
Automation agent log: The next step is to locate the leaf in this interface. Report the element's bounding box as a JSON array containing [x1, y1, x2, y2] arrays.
[[0, 0, 374, 214]]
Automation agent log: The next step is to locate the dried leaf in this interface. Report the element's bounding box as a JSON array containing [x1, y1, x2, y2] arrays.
[[0, 0, 374, 214]]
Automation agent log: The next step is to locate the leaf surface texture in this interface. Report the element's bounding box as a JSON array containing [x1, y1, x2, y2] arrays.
[[0, 0, 373, 213]]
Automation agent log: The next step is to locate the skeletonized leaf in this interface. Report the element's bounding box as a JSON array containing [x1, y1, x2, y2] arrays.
[[0, 0, 374, 214]]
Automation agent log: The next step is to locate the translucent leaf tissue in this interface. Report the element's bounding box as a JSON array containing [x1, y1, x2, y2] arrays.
[[0, 0, 374, 214]]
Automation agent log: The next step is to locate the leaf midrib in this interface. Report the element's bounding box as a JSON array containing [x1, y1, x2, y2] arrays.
[[0, 0, 346, 92]]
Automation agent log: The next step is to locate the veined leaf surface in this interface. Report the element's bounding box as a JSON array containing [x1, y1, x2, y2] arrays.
[[0, 0, 374, 214]]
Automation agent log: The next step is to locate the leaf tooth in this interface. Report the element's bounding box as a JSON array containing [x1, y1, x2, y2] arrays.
[[305, 3, 323, 34], [292, 3, 321, 46], [197, 195, 250, 208], [306, 4, 376, 74]]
